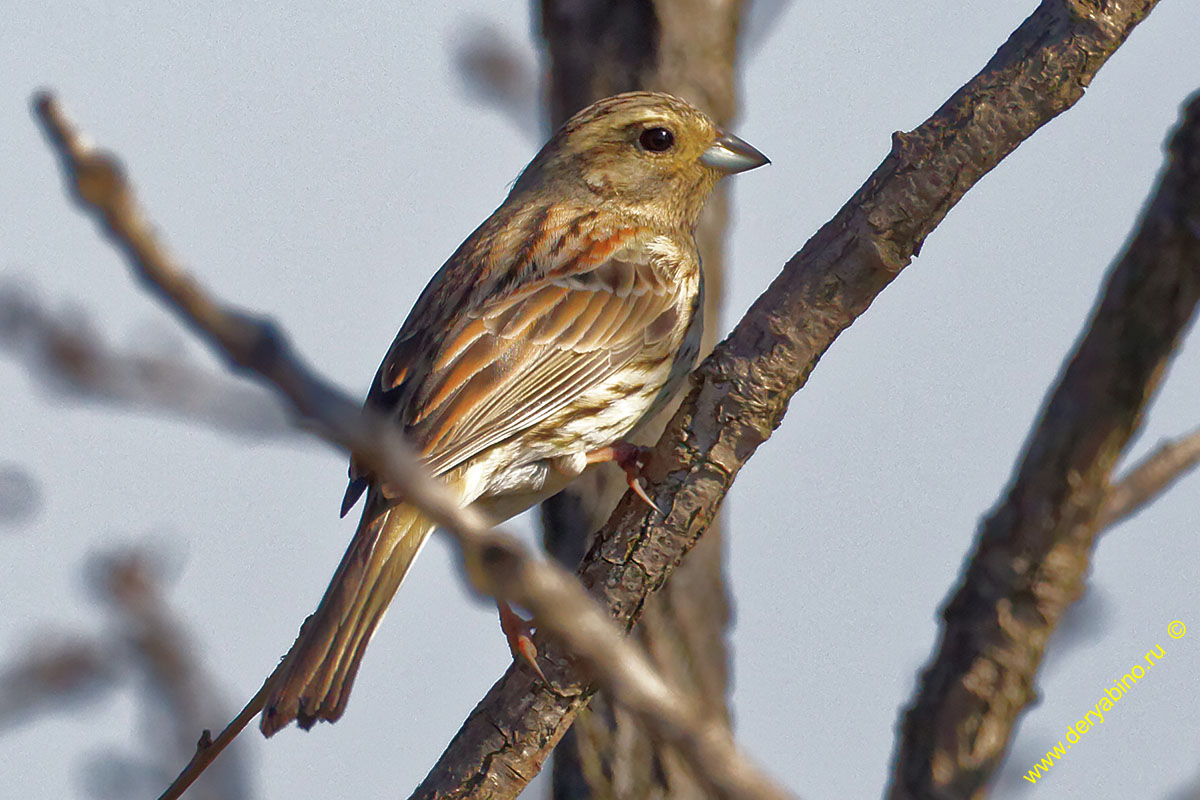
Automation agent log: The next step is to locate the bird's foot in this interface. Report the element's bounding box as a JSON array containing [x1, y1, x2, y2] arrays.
[[585, 442, 661, 513], [497, 600, 547, 684]]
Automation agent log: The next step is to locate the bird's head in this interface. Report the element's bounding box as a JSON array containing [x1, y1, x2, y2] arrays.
[[513, 91, 769, 228]]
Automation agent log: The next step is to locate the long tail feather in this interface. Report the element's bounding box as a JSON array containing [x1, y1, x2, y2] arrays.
[[260, 498, 435, 736]]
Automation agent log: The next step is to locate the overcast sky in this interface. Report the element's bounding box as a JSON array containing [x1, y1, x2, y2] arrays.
[[3, 2, 1199, 798]]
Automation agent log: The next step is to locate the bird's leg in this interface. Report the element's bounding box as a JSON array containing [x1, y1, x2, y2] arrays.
[[497, 599, 547, 683], [585, 442, 661, 513]]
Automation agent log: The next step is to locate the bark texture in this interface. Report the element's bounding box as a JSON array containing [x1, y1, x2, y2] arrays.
[[409, 3, 1160, 798], [538, 2, 741, 797], [888, 88, 1200, 800]]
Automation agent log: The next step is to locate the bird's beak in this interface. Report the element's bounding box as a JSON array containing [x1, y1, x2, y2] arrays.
[[700, 131, 770, 174]]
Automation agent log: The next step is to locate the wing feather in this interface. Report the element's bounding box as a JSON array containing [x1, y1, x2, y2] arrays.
[[347, 214, 686, 504]]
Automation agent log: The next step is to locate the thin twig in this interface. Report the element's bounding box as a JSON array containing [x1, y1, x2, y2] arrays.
[[1098, 427, 1200, 530], [155, 678, 273, 800], [31, 92, 793, 800]]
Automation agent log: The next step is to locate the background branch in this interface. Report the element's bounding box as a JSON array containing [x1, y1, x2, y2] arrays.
[[89, 548, 251, 800], [537, 1, 741, 796], [0, 281, 293, 439], [410, 2, 1162, 797], [451, 20, 540, 139], [0, 545, 251, 800], [889, 89, 1200, 798], [0, 462, 41, 526]]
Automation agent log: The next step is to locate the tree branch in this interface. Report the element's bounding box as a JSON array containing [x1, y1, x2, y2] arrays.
[[889, 89, 1200, 798], [31, 93, 791, 800], [537, 1, 741, 796], [411, 2, 1162, 797], [0, 546, 251, 800], [0, 281, 294, 439], [1098, 426, 1200, 531], [91, 548, 253, 800]]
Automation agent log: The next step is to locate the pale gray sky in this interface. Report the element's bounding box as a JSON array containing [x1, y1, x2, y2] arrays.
[[2, 2, 1198, 798]]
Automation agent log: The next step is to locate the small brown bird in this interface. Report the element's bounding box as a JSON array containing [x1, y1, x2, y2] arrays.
[[260, 91, 767, 735]]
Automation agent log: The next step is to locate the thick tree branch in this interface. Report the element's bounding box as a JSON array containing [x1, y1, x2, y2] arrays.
[[31, 93, 790, 800], [412, 2, 1161, 797], [538, 2, 741, 797], [890, 91, 1200, 799]]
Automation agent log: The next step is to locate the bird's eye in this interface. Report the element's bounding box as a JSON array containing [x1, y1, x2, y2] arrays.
[[638, 127, 675, 153]]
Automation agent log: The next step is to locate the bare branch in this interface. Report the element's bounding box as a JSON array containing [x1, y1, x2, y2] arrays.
[[90, 548, 252, 800], [1098, 426, 1200, 530], [0, 545, 251, 799], [537, 1, 741, 796], [413, 3, 1163, 797], [0, 282, 293, 439], [890, 90, 1200, 798], [31, 93, 792, 800], [0, 636, 115, 730]]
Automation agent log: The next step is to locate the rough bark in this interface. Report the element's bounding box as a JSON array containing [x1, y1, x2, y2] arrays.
[[888, 88, 1200, 800], [538, 1, 740, 797], [409, 3, 1160, 798]]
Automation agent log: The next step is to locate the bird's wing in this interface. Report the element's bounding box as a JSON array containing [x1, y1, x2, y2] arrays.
[[342, 215, 686, 513]]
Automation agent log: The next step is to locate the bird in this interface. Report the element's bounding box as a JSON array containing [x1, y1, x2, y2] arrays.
[[259, 91, 768, 736]]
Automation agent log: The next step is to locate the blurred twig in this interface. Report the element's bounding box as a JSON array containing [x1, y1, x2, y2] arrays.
[[0, 463, 42, 526], [31, 93, 792, 800], [0, 282, 294, 439], [0, 636, 115, 729], [451, 20, 539, 138], [90, 549, 251, 800], [0, 545, 251, 800]]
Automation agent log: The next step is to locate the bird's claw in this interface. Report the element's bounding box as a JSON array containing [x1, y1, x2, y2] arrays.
[[586, 442, 662, 514], [625, 469, 661, 514], [498, 600, 548, 683]]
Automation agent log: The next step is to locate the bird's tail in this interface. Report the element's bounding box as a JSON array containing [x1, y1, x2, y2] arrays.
[[260, 498, 435, 736]]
